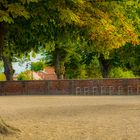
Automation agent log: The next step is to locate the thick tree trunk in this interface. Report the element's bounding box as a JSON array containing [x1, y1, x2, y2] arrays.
[[0, 23, 14, 80], [99, 54, 110, 78], [2, 56, 14, 81]]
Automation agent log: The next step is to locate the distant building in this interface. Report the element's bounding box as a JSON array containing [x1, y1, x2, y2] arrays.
[[37, 67, 57, 80], [13, 67, 57, 80], [13, 74, 18, 80]]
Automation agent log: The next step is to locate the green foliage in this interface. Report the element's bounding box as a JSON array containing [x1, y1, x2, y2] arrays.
[[20, 0, 38, 4], [0, 73, 6, 81], [1, 0, 140, 80], [0, 1, 32, 24], [31, 61, 45, 72], [66, 64, 87, 79], [0, 0, 38, 80], [110, 44, 140, 76], [17, 71, 33, 80], [0, 10, 14, 23], [109, 67, 135, 78], [85, 57, 102, 79], [65, 54, 102, 79]]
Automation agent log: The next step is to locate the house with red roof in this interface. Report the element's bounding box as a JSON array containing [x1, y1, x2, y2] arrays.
[[37, 67, 57, 80], [13, 67, 57, 80]]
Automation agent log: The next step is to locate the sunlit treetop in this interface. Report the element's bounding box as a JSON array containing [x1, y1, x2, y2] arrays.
[[0, 0, 38, 23]]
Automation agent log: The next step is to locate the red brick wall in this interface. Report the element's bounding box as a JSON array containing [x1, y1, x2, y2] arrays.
[[0, 78, 140, 95]]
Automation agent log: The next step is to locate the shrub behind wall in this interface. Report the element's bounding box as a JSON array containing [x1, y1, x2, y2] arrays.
[[0, 73, 6, 81]]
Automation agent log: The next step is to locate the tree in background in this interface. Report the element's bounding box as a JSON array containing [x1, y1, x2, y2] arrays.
[[79, 0, 140, 78], [109, 43, 140, 77]]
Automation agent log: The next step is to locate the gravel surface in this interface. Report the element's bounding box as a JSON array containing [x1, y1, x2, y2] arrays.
[[0, 96, 140, 140]]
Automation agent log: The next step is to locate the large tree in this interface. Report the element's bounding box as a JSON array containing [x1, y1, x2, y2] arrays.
[[1, 0, 86, 80], [24, 0, 87, 79], [79, 0, 140, 78], [0, 0, 37, 80]]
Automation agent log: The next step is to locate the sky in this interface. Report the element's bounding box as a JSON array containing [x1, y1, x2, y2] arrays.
[[0, 52, 44, 74], [13, 53, 43, 74]]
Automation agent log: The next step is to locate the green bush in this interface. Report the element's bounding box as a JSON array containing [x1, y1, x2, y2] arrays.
[[0, 73, 6, 81], [109, 67, 135, 78], [17, 71, 33, 80], [31, 62, 45, 72]]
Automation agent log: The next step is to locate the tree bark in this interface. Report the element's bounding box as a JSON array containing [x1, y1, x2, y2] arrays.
[[99, 54, 110, 78], [54, 48, 65, 79], [0, 23, 14, 80], [2, 56, 14, 81]]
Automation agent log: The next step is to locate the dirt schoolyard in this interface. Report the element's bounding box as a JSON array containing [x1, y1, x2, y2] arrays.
[[1, 96, 140, 140]]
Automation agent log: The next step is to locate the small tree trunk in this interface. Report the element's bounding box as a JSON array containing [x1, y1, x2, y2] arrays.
[[99, 54, 110, 78], [55, 49, 61, 79], [2, 56, 14, 81], [59, 62, 65, 79], [54, 48, 65, 79]]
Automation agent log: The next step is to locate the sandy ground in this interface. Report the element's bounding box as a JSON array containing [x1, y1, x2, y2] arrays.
[[1, 96, 140, 140]]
